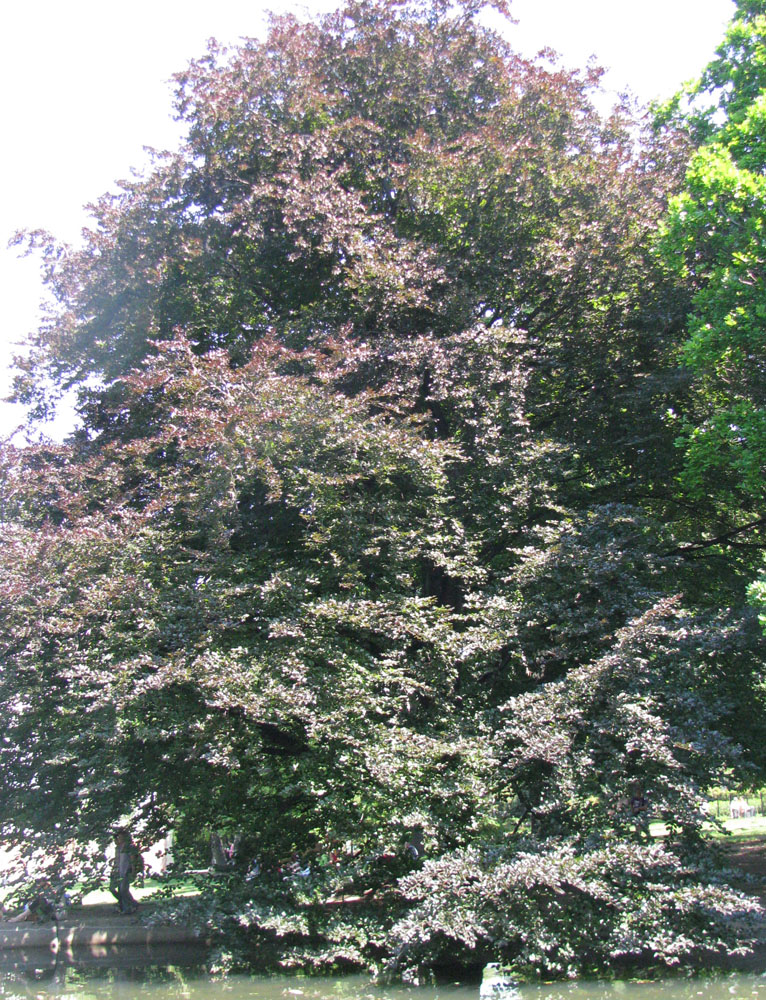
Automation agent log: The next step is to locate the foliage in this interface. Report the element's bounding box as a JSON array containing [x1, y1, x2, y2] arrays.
[[383, 601, 766, 979], [656, 0, 766, 560], [3, 0, 766, 982], [0, 335, 477, 862], [392, 838, 763, 980]]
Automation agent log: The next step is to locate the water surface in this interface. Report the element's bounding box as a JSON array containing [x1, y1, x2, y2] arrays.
[[1, 955, 765, 1000]]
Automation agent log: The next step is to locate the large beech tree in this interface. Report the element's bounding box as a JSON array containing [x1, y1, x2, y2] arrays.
[[3, 0, 766, 980]]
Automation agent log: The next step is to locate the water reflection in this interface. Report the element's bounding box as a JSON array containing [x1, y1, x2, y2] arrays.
[[0, 960, 765, 1000]]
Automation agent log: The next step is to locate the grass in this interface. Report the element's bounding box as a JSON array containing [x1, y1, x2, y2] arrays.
[[80, 877, 200, 907], [713, 816, 766, 840], [647, 814, 766, 841]]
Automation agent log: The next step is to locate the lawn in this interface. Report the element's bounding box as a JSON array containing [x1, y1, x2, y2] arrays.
[[80, 877, 200, 907], [648, 813, 766, 840]]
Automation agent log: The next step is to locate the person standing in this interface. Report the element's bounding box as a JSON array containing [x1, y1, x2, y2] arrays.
[[109, 828, 138, 914]]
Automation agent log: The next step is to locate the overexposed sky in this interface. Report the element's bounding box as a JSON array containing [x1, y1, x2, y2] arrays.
[[0, 0, 735, 439]]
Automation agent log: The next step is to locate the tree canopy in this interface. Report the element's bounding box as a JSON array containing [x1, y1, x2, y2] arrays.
[[657, 0, 766, 551], [2, 0, 766, 981]]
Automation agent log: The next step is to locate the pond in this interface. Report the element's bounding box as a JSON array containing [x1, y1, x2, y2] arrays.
[[0, 951, 765, 1000]]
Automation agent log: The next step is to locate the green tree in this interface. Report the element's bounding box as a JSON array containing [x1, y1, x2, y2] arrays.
[[657, 0, 766, 553]]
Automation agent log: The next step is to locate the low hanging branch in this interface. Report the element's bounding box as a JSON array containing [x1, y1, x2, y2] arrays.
[[664, 516, 766, 556]]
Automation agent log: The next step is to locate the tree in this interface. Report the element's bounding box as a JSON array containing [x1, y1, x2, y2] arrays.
[[3, 0, 766, 980], [656, 0, 766, 558]]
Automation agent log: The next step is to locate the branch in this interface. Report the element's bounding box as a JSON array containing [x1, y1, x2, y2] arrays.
[[664, 516, 766, 556], [510, 805, 531, 837]]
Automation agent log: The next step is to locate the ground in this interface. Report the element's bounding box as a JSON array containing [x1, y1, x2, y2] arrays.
[[724, 835, 766, 905], [715, 835, 766, 972]]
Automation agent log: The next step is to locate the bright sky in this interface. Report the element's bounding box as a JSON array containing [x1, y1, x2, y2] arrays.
[[0, 0, 736, 440]]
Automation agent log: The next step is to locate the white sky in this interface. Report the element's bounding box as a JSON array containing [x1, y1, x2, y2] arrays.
[[0, 0, 735, 440]]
